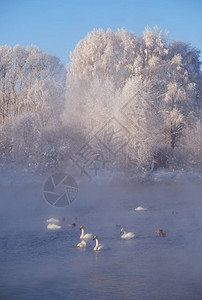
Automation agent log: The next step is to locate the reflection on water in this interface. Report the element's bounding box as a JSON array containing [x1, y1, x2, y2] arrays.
[[1, 180, 202, 299]]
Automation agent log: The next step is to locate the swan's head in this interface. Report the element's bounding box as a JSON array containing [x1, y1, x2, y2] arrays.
[[80, 225, 83, 230], [121, 228, 124, 233], [93, 235, 98, 240]]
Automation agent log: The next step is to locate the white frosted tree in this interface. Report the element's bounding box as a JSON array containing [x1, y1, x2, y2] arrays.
[[0, 44, 66, 171], [0, 45, 13, 121], [67, 28, 142, 89], [177, 117, 202, 170], [11, 113, 40, 164], [160, 41, 202, 149], [0, 44, 65, 123], [20, 78, 65, 127], [64, 26, 202, 172], [11, 45, 28, 115], [120, 77, 165, 170]]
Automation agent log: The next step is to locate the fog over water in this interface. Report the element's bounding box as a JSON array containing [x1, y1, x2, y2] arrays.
[[1, 170, 202, 300]]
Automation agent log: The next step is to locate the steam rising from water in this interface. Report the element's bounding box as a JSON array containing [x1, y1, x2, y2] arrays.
[[1, 172, 202, 299]]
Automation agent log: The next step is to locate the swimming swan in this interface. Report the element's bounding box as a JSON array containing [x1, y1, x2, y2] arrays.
[[80, 226, 93, 240], [121, 228, 135, 239], [135, 206, 147, 211], [47, 223, 62, 230], [93, 236, 104, 251], [77, 240, 90, 248], [46, 218, 60, 223]]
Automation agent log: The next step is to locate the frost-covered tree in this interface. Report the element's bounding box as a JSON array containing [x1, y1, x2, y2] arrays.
[[0, 45, 13, 121], [120, 77, 165, 170], [0, 45, 65, 122], [180, 118, 202, 169], [19, 79, 65, 127], [67, 28, 142, 89], [11, 113, 40, 164], [64, 26, 202, 171], [0, 44, 66, 171], [161, 41, 201, 149]]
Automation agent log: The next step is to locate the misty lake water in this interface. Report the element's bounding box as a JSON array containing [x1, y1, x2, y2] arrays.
[[1, 171, 202, 300]]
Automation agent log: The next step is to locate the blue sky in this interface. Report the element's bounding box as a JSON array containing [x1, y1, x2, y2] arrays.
[[0, 0, 202, 66]]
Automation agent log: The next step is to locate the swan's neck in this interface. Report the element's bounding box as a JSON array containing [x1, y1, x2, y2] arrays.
[[123, 230, 127, 234], [95, 238, 99, 248], [80, 228, 84, 238]]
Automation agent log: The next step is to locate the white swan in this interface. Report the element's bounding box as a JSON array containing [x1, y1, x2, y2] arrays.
[[121, 228, 135, 239], [47, 223, 62, 230], [93, 236, 104, 251], [76, 240, 90, 248], [46, 218, 60, 223], [135, 206, 147, 211], [80, 225, 93, 240]]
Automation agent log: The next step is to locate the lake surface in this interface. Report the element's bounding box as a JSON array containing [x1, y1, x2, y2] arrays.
[[1, 175, 202, 299]]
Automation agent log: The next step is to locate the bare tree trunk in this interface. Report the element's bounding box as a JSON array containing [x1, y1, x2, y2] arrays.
[[12, 83, 18, 116], [170, 122, 175, 149], [2, 84, 5, 123]]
